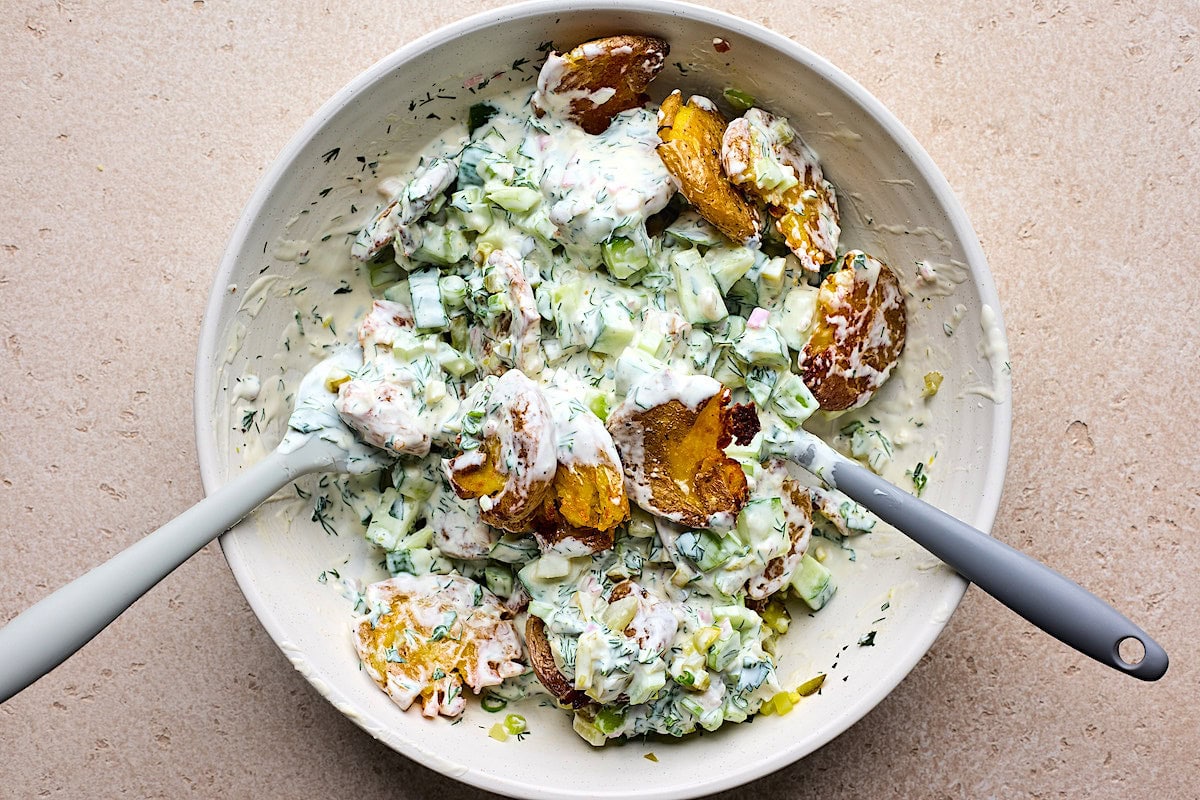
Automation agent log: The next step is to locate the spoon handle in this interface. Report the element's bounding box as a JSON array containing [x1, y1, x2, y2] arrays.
[[785, 434, 1168, 680], [0, 445, 324, 704]]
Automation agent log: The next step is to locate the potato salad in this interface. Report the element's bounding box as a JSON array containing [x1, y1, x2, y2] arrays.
[[316, 34, 910, 745]]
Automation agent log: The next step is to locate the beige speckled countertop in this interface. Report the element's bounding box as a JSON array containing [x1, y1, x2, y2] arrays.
[[2, 1, 1197, 797]]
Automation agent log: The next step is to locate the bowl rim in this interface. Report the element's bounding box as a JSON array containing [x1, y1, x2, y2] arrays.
[[194, 1, 1012, 797]]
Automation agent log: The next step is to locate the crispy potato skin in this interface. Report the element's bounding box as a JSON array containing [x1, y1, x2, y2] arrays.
[[656, 91, 760, 244], [729, 402, 762, 445], [536, 35, 670, 134], [608, 384, 750, 528], [801, 251, 907, 410], [526, 615, 590, 708]]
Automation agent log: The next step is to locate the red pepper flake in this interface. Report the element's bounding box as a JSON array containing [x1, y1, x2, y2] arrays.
[[712, 37, 731, 53]]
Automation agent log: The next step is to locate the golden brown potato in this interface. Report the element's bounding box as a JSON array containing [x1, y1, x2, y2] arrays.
[[447, 370, 558, 532], [532, 459, 628, 555], [533, 35, 670, 134], [530, 390, 629, 554], [607, 371, 750, 529], [353, 574, 524, 718], [656, 91, 760, 245], [746, 463, 813, 600], [800, 250, 907, 411], [722, 108, 840, 273], [526, 615, 590, 708]]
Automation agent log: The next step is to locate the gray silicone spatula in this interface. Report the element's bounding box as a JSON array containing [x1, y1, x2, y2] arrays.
[[0, 347, 387, 705], [775, 429, 1169, 680]]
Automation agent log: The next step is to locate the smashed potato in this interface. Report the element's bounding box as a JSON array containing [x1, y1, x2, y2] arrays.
[[533, 35, 670, 134], [722, 108, 840, 272], [447, 369, 558, 531], [532, 391, 628, 555], [606, 370, 750, 529], [351, 158, 458, 261], [526, 615, 589, 708], [800, 250, 907, 411], [746, 462, 813, 600], [656, 91, 760, 245], [353, 574, 524, 718]]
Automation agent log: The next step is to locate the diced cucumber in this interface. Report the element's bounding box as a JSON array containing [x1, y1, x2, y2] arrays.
[[388, 329, 427, 360], [773, 284, 819, 351], [476, 151, 516, 184], [602, 237, 650, 280], [675, 529, 734, 572], [684, 328, 714, 372], [369, 260, 402, 289], [706, 632, 742, 672], [489, 533, 540, 564], [769, 372, 819, 427], [484, 564, 514, 598], [448, 186, 493, 233], [573, 714, 609, 747], [744, 366, 777, 406], [736, 497, 786, 550], [365, 489, 425, 552], [791, 553, 836, 611], [580, 385, 611, 421], [705, 245, 757, 293], [665, 209, 725, 247], [631, 329, 669, 360], [408, 268, 449, 330], [672, 249, 728, 324], [710, 353, 747, 389], [723, 88, 756, 112], [588, 302, 636, 356], [457, 143, 490, 186], [382, 281, 412, 305], [758, 255, 787, 292], [713, 604, 762, 634], [733, 324, 790, 367], [392, 461, 438, 501], [486, 185, 542, 213], [436, 342, 476, 378], [412, 225, 469, 266]]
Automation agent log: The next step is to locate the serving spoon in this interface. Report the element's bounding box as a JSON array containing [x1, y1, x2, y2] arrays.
[[0, 348, 389, 704], [0, 363, 1168, 705], [773, 429, 1169, 680]]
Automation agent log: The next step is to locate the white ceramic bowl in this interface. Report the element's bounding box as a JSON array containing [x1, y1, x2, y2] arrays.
[[195, 2, 1011, 797]]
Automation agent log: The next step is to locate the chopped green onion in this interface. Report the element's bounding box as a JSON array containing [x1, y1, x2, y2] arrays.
[[480, 693, 507, 713], [723, 87, 757, 112]]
